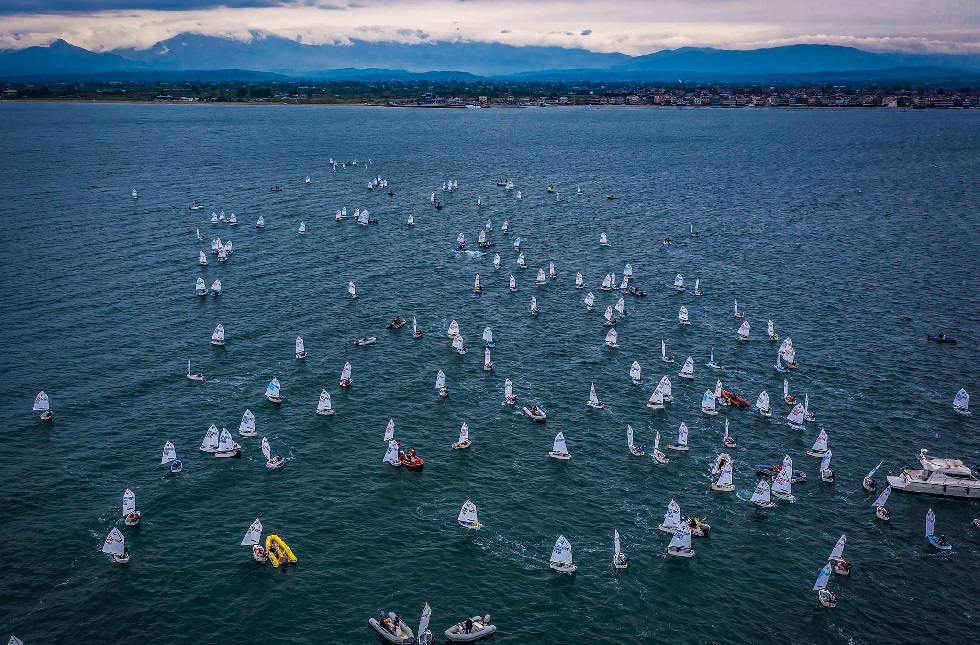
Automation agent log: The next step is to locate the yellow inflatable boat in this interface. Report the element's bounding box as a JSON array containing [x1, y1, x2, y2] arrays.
[[265, 534, 297, 568]]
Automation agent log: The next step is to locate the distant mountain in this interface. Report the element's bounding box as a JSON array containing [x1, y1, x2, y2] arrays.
[[2, 36, 979, 81]]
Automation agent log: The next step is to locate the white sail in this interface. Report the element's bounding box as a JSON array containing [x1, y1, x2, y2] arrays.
[[299, 222, 306, 234], [627, 424, 635, 448], [714, 379, 723, 401], [348, 281, 357, 297], [737, 320, 750, 340], [504, 378, 513, 399], [383, 419, 395, 442], [811, 429, 828, 453], [599, 232, 608, 245], [756, 391, 770, 412], [872, 485, 892, 508], [458, 500, 479, 525], [584, 292, 595, 308], [265, 377, 281, 399], [589, 383, 601, 406], [647, 385, 664, 408], [772, 455, 794, 498], [779, 337, 795, 363], [614, 297, 625, 315], [493, 254, 501, 269], [413, 317, 418, 334], [457, 232, 465, 246], [210, 279, 221, 293], [614, 529, 622, 554], [550, 535, 573, 566], [218, 428, 237, 452], [654, 430, 662, 452], [200, 424, 219, 451], [767, 320, 775, 336], [787, 403, 806, 427], [676, 422, 689, 447], [514, 236, 521, 250], [447, 320, 460, 337], [629, 361, 641, 383], [667, 522, 692, 552], [483, 327, 494, 344], [674, 274, 684, 289], [517, 252, 526, 266], [479, 230, 486, 244], [552, 432, 569, 455], [510, 275, 517, 291], [953, 388, 970, 411], [575, 272, 583, 288], [295, 336, 305, 355], [661, 340, 668, 360], [484, 347, 492, 368], [679, 356, 694, 378], [813, 562, 832, 591], [678, 306, 689, 323], [601, 274, 612, 290], [33, 391, 49, 411], [383, 440, 399, 464], [828, 535, 846, 561], [530, 296, 537, 312], [783, 379, 790, 399], [926, 508, 936, 537], [122, 489, 136, 516], [536, 268, 546, 283], [239, 409, 256, 436], [604, 305, 614, 323], [702, 390, 716, 413], [457, 422, 469, 444], [474, 274, 481, 290], [660, 375, 672, 399], [261, 437, 271, 460], [199, 251, 208, 264], [751, 479, 772, 505], [619, 275, 628, 289], [196, 277, 207, 292], [435, 370, 446, 390], [241, 519, 262, 546], [604, 328, 618, 346], [819, 450, 833, 473], [102, 527, 125, 556], [340, 361, 352, 382], [714, 462, 734, 488], [317, 390, 332, 414], [733, 299, 740, 315], [162, 441, 176, 464], [211, 324, 224, 343], [865, 461, 882, 481], [407, 214, 414, 225], [453, 334, 466, 351], [662, 499, 681, 530], [9, 636, 24, 645]]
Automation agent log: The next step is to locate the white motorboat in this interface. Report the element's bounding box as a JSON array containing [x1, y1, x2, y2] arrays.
[[886, 449, 980, 498], [666, 422, 689, 452], [549, 534, 577, 573], [354, 336, 377, 346], [523, 405, 547, 422], [369, 611, 415, 644], [548, 432, 571, 459]]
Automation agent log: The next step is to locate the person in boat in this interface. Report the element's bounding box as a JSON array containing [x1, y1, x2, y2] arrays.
[[393, 613, 401, 633], [531, 405, 538, 414], [399, 450, 407, 460], [409, 449, 418, 462], [937, 332, 946, 340], [465, 617, 473, 634]]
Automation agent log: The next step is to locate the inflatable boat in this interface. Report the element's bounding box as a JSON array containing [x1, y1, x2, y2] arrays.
[[523, 406, 547, 422], [265, 534, 297, 568], [354, 336, 377, 346], [399, 450, 424, 470], [445, 616, 497, 642], [927, 334, 956, 344], [755, 464, 807, 483], [369, 613, 415, 644], [721, 390, 750, 408]]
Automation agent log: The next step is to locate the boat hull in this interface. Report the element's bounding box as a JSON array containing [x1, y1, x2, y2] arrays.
[[548, 451, 572, 460], [885, 474, 980, 498], [369, 618, 415, 644], [265, 534, 297, 567], [444, 621, 497, 642], [549, 562, 576, 573], [452, 440, 472, 450]]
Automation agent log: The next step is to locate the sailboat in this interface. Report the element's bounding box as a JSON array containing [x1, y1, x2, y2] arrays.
[[517, 252, 527, 268], [706, 347, 722, 369], [509, 274, 518, 292], [678, 356, 694, 379], [771, 455, 796, 501], [629, 361, 642, 385], [926, 509, 952, 550], [162, 441, 181, 473], [806, 429, 829, 456], [383, 440, 401, 467], [347, 281, 360, 300], [549, 534, 577, 573], [667, 422, 689, 451], [242, 518, 268, 562], [723, 418, 737, 447], [262, 436, 284, 469], [584, 291, 595, 310], [502, 219, 510, 234], [756, 391, 772, 417], [295, 336, 307, 359], [529, 296, 538, 316], [210, 323, 225, 346], [340, 361, 353, 387], [447, 320, 460, 338], [455, 232, 466, 251], [678, 306, 690, 325], [694, 278, 703, 296], [767, 319, 778, 341], [652, 430, 669, 463], [452, 422, 472, 449], [657, 499, 681, 532], [195, 277, 208, 296], [711, 460, 735, 492], [132, 188, 138, 199], [774, 352, 787, 373], [199, 250, 209, 266], [453, 333, 467, 354], [458, 500, 480, 528], [483, 347, 494, 371], [614, 297, 625, 318], [872, 485, 892, 520], [316, 390, 334, 416], [828, 535, 851, 575], [186, 358, 204, 381], [482, 326, 495, 347], [600, 274, 613, 291], [493, 253, 501, 269], [211, 212, 219, 224], [819, 450, 834, 482], [618, 274, 629, 290], [548, 432, 571, 460], [102, 527, 129, 564], [575, 272, 584, 289], [33, 390, 52, 421], [783, 379, 795, 404], [599, 232, 608, 247], [209, 279, 221, 296], [123, 488, 140, 525], [407, 213, 414, 226], [734, 300, 744, 318], [802, 394, 816, 421], [535, 268, 546, 285], [661, 340, 674, 363], [604, 328, 619, 348], [701, 390, 718, 415], [587, 383, 604, 409], [299, 222, 306, 235], [751, 479, 775, 508], [953, 388, 970, 416], [814, 562, 836, 608], [627, 424, 644, 456], [256, 215, 265, 228], [474, 274, 482, 292], [659, 375, 673, 401], [413, 317, 422, 338], [786, 403, 806, 430], [549, 261, 557, 279], [603, 305, 615, 325], [435, 370, 448, 397], [217, 245, 228, 262], [265, 377, 282, 404], [737, 320, 750, 341], [216, 428, 242, 458], [646, 382, 665, 409], [513, 236, 521, 251], [673, 274, 685, 291], [778, 338, 797, 367], [504, 378, 516, 404], [665, 521, 694, 558], [862, 461, 882, 492], [239, 409, 257, 436], [194, 426, 218, 454]]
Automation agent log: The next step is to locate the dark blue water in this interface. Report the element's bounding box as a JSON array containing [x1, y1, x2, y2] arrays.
[[1, 103, 978, 644]]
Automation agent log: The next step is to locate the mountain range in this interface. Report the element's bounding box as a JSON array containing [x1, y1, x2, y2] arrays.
[[2, 34, 979, 82]]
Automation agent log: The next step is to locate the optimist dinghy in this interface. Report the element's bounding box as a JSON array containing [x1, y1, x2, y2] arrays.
[[575, 272, 584, 289], [627, 424, 645, 456], [548, 432, 571, 459], [733, 299, 745, 318], [706, 347, 723, 370], [504, 378, 516, 405], [239, 409, 257, 436], [613, 530, 630, 569], [339, 361, 353, 387], [241, 518, 268, 562], [756, 391, 772, 417], [413, 317, 422, 338], [787, 403, 806, 430], [658, 501, 682, 534], [652, 431, 669, 463], [723, 418, 737, 447], [666, 422, 689, 451], [162, 441, 181, 473], [587, 383, 604, 409], [659, 375, 673, 402], [819, 450, 834, 482], [483, 347, 494, 372], [647, 383, 665, 409], [482, 326, 495, 347], [215, 428, 242, 458], [457, 500, 481, 529], [711, 460, 735, 492], [123, 488, 140, 525], [673, 274, 685, 292], [262, 437, 284, 469], [316, 390, 334, 415], [926, 509, 952, 551], [806, 429, 829, 456], [678, 306, 690, 325], [678, 356, 694, 380], [862, 461, 882, 492], [814, 562, 836, 608], [701, 390, 718, 415], [211, 324, 225, 346], [452, 423, 472, 449], [34, 391, 53, 421], [751, 478, 775, 508], [187, 358, 204, 381], [829, 535, 851, 575], [953, 388, 970, 416], [771, 455, 796, 502], [348, 281, 358, 299], [767, 319, 778, 341], [265, 377, 282, 404], [383, 440, 401, 467], [629, 361, 642, 384], [665, 522, 694, 558], [102, 527, 130, 564], [295, 336, 306, 359], [195, 277, 207, 296], [549, 534, 577, 573], [872, 485, 892, 520], [661, 340, 674, 363], [737, 320, 750, 341], [694, 278, 703, 296], [435, 370, 448, 397], [599, 232, 608, 247]]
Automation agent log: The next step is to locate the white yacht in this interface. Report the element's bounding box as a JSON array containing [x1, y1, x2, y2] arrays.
[[886, 449, 980, 498]]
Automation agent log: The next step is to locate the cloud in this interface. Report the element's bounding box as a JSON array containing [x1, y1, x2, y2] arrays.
[[0, 0, 976, 54]]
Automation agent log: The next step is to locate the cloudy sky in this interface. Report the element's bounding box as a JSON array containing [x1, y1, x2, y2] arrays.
[[0, 0, 977, 54]]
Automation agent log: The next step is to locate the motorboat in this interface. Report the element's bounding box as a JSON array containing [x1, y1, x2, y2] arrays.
[[399, 449, 424, 470], [445, 615, 496, 642], [721, 390, 750, 408], [523, 405, 547, 422], [266, 534, 296, 567], [886, 449, 980, 498], [927, 333, 956, 344], [755, 463, 807, 483], [354, 336, 377, 346], [385, 317, 407, 330]]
